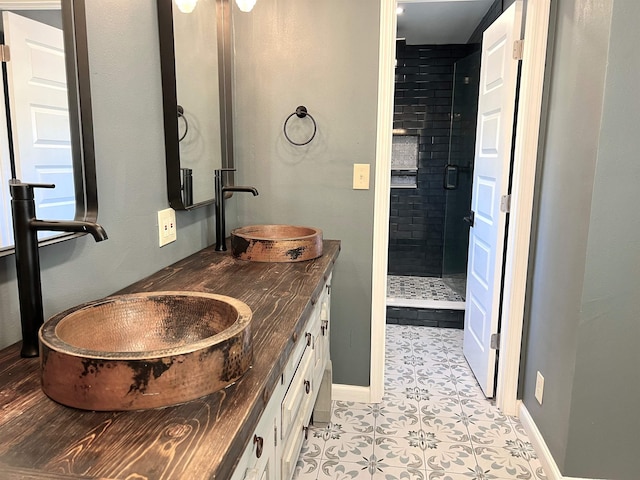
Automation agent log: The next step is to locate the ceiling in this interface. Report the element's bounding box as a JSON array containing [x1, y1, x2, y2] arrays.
[[397, 0, 494, 45]]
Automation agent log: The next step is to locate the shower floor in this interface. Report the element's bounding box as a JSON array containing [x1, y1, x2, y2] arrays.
[[387, 275, 465, 310]]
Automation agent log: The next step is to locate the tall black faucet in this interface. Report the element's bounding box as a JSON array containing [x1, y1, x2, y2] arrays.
[[214, 169, 258, 251], [9, 180, 108, 358]]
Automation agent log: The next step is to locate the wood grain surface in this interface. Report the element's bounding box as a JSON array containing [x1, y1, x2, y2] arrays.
[[0, 240, 340, 480]]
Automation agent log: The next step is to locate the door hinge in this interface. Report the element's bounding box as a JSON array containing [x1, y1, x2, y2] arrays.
[[500, 194, 511, 213], [490, 333, 500, 350], [513, 39, 524, 61], [0, 45, 10, 62]]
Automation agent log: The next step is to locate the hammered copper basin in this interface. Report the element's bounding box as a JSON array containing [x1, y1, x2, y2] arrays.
[[230, 225, 323, 262], [39, 291, 252, 411]]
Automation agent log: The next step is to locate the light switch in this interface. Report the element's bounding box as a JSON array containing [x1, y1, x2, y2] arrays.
[[353, 163, 370, 190]]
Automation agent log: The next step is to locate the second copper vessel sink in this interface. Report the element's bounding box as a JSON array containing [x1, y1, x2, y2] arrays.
[[230, 224, 323, 262], [39, 291, 252, 411]]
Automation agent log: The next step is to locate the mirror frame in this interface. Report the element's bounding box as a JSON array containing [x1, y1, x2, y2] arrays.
[[157, 0, 234, 211], [0, 0, 98, 257]]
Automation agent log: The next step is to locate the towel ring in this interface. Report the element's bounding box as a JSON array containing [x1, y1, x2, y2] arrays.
[[283, 106, 317, 146], [177, 105, 189, 142]]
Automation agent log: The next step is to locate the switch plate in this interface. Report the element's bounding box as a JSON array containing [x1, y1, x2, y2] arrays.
[[535, 371, 544, 404], [158, 208, 177, 247], [353, 163, 370, 190]]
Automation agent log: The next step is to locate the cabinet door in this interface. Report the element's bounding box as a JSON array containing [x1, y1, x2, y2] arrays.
[[231, 386, 282, 480]]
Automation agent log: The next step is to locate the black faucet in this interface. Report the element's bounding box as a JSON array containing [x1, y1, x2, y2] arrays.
[[9, 180, 108, 358], [214, 169, 258, 251]]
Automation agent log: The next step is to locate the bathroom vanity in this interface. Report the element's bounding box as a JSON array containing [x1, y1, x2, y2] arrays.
[[0, 240, 339, 480]]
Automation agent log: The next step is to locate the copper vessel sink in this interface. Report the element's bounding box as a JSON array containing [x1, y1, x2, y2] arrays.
[[230, 225, 323, 262], [39, 291, 252, 411]]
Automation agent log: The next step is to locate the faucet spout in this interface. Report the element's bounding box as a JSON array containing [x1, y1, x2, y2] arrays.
[[9, 180, 108, 358], [222, 186, 259, 196], [214, 169, 258, 252], [31, 220, 108, 242]]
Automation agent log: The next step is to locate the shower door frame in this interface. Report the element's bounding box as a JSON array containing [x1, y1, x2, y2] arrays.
[[366, 0, 553, 416]]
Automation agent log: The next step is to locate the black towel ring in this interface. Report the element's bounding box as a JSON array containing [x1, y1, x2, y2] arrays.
[[177, 104, 189, 142], [283, 106, 317, 146]]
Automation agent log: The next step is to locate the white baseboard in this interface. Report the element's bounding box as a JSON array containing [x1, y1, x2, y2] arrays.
[[519, 403, 605, 480], [332, 384, 371, 403]]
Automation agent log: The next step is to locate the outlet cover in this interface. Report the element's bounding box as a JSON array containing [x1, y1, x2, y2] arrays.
[[158, 208, 177, 247], [535, 371, 544, 404]]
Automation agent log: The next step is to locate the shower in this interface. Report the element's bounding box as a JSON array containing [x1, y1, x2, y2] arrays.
[[387, 43, 481, 328]]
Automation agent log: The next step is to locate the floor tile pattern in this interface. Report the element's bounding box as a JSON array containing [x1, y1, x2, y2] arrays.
[[294, 325, 546, 480], [388, 276, 464, 303]]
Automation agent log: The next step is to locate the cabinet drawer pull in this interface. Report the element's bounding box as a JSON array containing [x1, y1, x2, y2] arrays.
[[253, 434, 264, 459], [305, 332, 312, 346], [321, 320, 329, 335], [304, 380, 311, 394]]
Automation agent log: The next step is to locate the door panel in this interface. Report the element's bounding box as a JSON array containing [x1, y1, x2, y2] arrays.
[[3, 11, 74, 223], [463, 1, 523, 397]]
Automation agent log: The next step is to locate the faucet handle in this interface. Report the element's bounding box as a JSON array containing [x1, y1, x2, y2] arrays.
[[9, 179, 55, 189], [9, 180, 55, 200]]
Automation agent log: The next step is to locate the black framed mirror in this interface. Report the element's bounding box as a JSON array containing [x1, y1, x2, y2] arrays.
[[157, 0, 234, 210], [0, 0, 97, 256]]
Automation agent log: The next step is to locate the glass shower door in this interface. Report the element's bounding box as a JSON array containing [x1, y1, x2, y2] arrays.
[[442, 51, 481, 299]]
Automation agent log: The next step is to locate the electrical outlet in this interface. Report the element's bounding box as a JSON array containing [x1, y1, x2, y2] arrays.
[[353, 163, 370, 190], [158, 208, 177, 247], [535, 371, 544, 404]]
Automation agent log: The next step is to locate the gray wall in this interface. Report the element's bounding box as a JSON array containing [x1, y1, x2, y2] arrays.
[[0, 1, 216, 349], [522, 0, 640, 477], [563, 0, 640, 475], [232, 0, 380, 386]]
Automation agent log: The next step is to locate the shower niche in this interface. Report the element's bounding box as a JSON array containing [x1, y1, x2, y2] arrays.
[[391, 134, 419, 189]]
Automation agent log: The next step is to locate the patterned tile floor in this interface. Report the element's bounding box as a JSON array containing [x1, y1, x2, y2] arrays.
[[294, 325, 546, 480], [387, 276, 464, 303]]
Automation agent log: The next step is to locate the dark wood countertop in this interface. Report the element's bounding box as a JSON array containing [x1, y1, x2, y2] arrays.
[[0, 240, 340, 480]]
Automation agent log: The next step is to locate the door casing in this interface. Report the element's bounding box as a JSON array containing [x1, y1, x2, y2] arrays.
[[366, 0, 553, 416]]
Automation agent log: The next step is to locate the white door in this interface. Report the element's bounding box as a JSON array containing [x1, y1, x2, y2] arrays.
[[463, 1, 523, 397], [0, 79, 13, 248], [3, 11, 74, 224]]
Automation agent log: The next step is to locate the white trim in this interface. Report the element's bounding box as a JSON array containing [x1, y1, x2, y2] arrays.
[[519, 403, 563, 480], [369, 0, 397, 404], [496, 0, 552, 416], [332, 384, 371, 404], [387, 298, 465, 310], [519, 403, 605, 480], [371, 0, 552, 417], [0, 1, 60, 10]]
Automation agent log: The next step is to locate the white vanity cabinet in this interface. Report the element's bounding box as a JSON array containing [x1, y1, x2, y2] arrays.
[[231, 274, 332, 480], [230, 384, 281, 480]]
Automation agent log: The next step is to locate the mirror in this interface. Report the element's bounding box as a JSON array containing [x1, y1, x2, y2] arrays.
[[158, 0, 234, 210], [0, 0, 97, 255]]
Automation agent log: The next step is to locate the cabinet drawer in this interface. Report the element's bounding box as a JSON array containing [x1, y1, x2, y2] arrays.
[[281, 343, 314, 440]]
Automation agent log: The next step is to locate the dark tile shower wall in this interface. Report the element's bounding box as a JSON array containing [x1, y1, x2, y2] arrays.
[[389, 42, 475, 277]]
